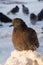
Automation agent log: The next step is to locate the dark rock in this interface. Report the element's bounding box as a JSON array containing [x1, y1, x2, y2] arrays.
[[0, 24, 3, 26], [0, 12, 12, 23], [30, 13, 37, 25], [7, 6, 19, 14], [37, 9, 43, 21], [42, 27, 43, 29], [41, 27, 43, 33], [38, 0, 43, 1], [22, 5, 29, 14]]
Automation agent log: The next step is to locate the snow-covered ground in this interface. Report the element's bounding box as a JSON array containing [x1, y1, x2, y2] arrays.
[[0, 0, 43, 65]]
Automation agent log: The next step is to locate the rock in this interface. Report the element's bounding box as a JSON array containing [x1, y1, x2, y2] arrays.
[[37, 9, 43, 21], [7, 6, 19, 14], [0, 24, 3, 27], [30, 13, 37, 25], [0, 21, 3, 27], [5, 50, 43, 65], [22, 5, 29, 15], [38, 0, 43, 1], [0, 12, 12, 23]]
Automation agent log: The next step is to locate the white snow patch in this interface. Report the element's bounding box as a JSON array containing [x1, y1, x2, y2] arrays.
[[5, 50, 43, 65]]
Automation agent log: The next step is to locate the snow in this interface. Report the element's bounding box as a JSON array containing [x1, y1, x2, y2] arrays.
[[0, 25, 14, 65], [5, 50, 43, 65], [0, 0, 43, 65]]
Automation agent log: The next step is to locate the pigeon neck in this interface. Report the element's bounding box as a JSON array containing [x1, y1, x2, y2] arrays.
[[14, 25, 27, 32]]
